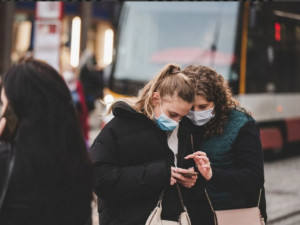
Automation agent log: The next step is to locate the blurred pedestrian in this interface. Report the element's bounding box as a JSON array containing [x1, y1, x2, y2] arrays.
[[63, 67, 89, 145], [90, 64, 197, 224], [0, 58, 93, 225], [79, 50, 104, 112], [180, 65, 267, 224]]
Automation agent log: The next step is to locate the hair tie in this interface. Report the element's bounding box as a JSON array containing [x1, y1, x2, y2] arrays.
[[171, 70, 181, 74]]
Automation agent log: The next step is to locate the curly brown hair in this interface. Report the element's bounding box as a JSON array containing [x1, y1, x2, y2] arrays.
[[182, 65, 248, 138]]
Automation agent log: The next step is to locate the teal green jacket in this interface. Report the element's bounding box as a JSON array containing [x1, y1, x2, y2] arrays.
[[200, 109, 256, 209], [178, 109, 267, 224], [201, 109, 254, 168]]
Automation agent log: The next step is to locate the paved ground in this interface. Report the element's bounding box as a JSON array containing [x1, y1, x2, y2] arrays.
[[264, 153, 300, 225], [88, 106, 300, 225]]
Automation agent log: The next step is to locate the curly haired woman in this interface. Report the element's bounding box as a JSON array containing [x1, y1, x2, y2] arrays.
[[178, 65, 267, 224]]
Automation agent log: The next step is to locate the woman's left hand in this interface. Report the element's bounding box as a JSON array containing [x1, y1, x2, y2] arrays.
[[185, 151, 213, 181]]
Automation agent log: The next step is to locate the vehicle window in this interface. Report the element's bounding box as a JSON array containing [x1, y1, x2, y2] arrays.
[[114, 2, 239, 83]]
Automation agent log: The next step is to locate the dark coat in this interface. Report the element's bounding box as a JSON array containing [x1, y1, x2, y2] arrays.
[[0, 136, 92, 225], [178, 114, 267, 225], [90, 101, 194, 225]]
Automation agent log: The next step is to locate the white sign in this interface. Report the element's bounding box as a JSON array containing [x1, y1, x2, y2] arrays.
[[36, 2, 63, 19], [34, 20, 61, 71], [34, 20, 61, 48]]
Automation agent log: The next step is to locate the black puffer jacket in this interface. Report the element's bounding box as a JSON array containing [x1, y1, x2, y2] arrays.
[[90, 101, 193, 225]]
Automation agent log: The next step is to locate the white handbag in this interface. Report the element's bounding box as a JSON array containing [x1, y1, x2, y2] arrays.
[[145, 184, 192, 225], [204, 188, 265, 225]]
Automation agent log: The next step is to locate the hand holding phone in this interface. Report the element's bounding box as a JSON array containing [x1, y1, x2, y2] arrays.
[[171, 167, 198, 188], [178, 171, 198, 178]]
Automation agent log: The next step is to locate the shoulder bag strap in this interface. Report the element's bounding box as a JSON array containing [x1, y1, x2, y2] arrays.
[[257, 188, 262, 207], [190, 134, 194, 153], [157, 189, 165, 207], [0, 143, 16, 211], [191, 133, 215, 213], [205, 187, 263, 211], [176, 183, 188, 212], [204, 188, 215, 213]]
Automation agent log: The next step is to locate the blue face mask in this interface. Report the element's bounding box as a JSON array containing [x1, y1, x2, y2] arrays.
[[154, 100, 178, 131]]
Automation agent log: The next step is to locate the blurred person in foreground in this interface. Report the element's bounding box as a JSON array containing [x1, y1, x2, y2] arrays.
[[90, 64, 197, 224], [0, 59, 93, 225], [180, 65, 267, 224]]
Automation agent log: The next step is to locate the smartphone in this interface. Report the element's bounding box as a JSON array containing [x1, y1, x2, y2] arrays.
[[179, 171, 198, 178], [0, 104, 19, 142]]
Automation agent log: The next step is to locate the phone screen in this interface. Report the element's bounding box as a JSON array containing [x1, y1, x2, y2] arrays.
[[180, 171, 198, 178]]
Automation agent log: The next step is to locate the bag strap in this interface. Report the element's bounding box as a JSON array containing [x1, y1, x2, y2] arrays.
[[191, 134, 215, 213], [157, 189, 165, 207], [191, 134, 194, 153], [176, 183, 188, 212], [204, 188, 215, 212], [257, 188, 262, 207], [156, 185, 187, 212], [0, 143, 16, 211], [204, 188, 263, 213]]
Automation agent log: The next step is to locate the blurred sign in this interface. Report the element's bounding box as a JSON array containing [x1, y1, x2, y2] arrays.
[[34, 2, 63, 72], [36, 2, 63, 19], [35, 21, 61, 48], [34, 20, 61, 71]]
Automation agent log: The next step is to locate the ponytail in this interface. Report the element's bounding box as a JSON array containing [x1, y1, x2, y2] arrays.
[[134, 63, 195, 119]]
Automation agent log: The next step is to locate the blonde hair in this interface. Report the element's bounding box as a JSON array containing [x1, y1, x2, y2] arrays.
[[107, 64, 195, 119], [133, 63, 195, 120]]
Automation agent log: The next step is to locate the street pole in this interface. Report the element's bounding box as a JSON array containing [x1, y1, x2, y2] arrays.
[[80, 2, 92, 54], [1, 2, 15, 75]]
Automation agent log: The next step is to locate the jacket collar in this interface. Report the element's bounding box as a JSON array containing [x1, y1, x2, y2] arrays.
[[112, 101, 139, 118]]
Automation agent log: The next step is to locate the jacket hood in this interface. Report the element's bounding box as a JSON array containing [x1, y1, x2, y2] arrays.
[[112, 101, 141, 119]]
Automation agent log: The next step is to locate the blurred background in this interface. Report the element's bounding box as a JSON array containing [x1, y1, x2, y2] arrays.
[[0, 2, 300, 224]]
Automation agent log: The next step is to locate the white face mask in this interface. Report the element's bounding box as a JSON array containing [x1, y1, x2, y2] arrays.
[[187, 107, 214, 126]]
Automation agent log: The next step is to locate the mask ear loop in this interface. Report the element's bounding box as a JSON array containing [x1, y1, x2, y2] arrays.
[[153, 95, 163, 120], [159, 98, 163, 114]]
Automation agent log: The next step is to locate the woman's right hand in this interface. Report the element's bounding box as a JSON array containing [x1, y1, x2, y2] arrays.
[[170, 166, 178, 185], [170, 167, 197, 188]]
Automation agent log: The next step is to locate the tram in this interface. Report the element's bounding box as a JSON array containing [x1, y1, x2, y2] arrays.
[[102, 2, 300, 152]]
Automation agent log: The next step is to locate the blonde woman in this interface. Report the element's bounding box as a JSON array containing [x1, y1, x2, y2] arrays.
[[90, 64, 197, 225]]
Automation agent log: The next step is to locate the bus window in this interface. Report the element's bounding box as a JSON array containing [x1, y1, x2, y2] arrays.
[[111, 2, 239, 96], [246, 3, 300, 94]]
